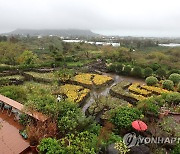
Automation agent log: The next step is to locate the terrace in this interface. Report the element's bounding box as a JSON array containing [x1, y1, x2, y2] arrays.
[[0, 110, 29, 153]]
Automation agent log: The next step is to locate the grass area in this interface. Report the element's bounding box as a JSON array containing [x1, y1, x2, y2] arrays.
[[25, 71, 57, 80], [0, 75, 24, 80]]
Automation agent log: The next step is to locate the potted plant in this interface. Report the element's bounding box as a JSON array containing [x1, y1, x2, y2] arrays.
[[29, 136, 38, 151]]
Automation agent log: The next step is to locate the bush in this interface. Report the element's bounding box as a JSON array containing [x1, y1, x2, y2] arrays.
[[150, 63, 161, 71], [60, 131, 98, 154], [162, 80, 174, 91], [168, 69, 180, 77], [0, 85, 27, 103], [132, 66, 143, 78], [123, 65, 132, 75], [177, 83, 180, 92], [137, 98, 160, 116], [114, 140, 130, 154], [116, 63, 123, 74], [156, 68, 166, 79], [145, 76, 158, 86], [144, 67, 153, 78], [110, 107, 142, 130], [163, 92, 180, 106], [57, 102, 91, 134], [107, 64, 116, 72], [38, 138, 62, 154], [171, 142, 180, 154], [169, 73, 180, 85]]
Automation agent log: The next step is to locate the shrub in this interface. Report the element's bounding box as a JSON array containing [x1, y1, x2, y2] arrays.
[[177, 83, 180, 92], [0, 85, 27, 103], [107, 64, 116, 72], [163, 92, 180, 106], [156, 68, 166, 79], [137, 98, 160, 116], [110, 107, 142, 130], [150, 63, 161, 71], [169, 73, 180, 85], [114, 140, 130, 154], [116, 63, 123, 74], [168, 69, 180, 77], [38, 138, 62, 154], [60, 131, 98, 154], [132, 66, 143, 78], [145, 76, 158, 86], [144, 67, 153, 78], [171, 142, 180, 154], [123, 65, 132, 75], [162, 80, 174, 91]]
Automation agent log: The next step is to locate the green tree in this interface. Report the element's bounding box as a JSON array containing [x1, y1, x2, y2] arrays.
[[132, 66, 142, 78], [17, 50, 38, 65], [110, 107, 142, 130], [144, 67, 153, 78], [162, 80, 174, 91], [145, 76, 158, 86], [177, 83, 180, 92], [169, 73, 180, 85], [123, 65, 132, 75], [156, 68, 166, 79]]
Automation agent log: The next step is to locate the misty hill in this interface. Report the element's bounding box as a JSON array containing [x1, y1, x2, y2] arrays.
[[5, 29, 99, 37]]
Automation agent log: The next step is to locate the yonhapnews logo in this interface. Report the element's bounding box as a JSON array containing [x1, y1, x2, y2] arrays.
[[123, 132, 180, 148]]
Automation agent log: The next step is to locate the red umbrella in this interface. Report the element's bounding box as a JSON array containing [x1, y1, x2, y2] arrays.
[[132, 120, 147, 131]]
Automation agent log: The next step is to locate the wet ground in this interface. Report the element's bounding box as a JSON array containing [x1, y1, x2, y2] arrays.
[[82, 73, 145, 112], [0, 111, 29, 154]]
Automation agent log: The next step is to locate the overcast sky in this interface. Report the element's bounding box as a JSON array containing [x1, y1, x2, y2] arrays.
[[0, 0, 180, 37]]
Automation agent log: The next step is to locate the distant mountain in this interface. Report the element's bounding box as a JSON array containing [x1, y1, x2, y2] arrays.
[[4, 29, 99, 37]]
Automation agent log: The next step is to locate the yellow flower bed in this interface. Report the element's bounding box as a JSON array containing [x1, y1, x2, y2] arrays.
[[73, 73, 92, 85], [93, 74, 112, 85], [131, 93, 147, 101], [141, 85, 169, 94], [73, 73, 113, 86], [128, 83, 152, 96], [60, 84, 90, 103]]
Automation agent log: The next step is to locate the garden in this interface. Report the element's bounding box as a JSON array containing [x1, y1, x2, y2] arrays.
[[0, 38, 180, 154]]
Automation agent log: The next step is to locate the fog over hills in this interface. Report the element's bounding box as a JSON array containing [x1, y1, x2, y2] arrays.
[[3, 29, 100, 37]]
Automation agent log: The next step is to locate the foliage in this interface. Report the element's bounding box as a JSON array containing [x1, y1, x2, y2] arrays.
[[145, 76, 158, 86], [17, 50, 39, 65], [0, 85, 27, 103], [144, 67, 153, 78], [177, 82, 180, 92], [60, 84, 90, 103], [123, 65, 132, 75], [55, 68, 75, 82], [137, 97, 161, 116], [171, 142, 180, 154], [57, 102, 92, 134], [156, 68, 166, 79], [0, 42, 25, 65], [60, 131, 98, 154], [110, 107, 142, 130], [116, 63, 123, 74], [114, 140, 130, 154], [128, 83, 151, 96], [107, 64, 116, 72], [19, 114, 31, 126], [162, 80, 174, 91], [169, 73, 180, 85], [141, 85, 169, 95], [162, 92, 180, 106], [25, 91, 57, 116], [132, 66, 143, 78], [73, 73, 112, 87], [38, 138, 62, 154]]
